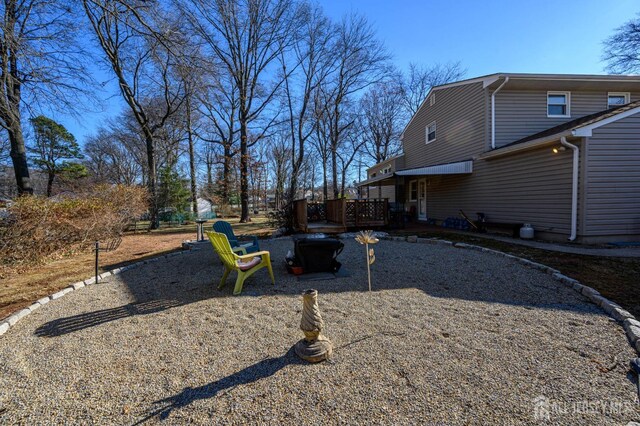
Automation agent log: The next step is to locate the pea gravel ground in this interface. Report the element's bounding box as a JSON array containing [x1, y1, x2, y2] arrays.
[[0, 238, 638, 425]]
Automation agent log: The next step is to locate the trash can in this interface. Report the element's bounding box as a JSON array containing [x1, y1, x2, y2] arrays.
[[294, 238, 344, 273]]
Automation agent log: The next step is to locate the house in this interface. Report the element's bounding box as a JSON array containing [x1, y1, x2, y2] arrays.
[[359, 73, 640, 243]]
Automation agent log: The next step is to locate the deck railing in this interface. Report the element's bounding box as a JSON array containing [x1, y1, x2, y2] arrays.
[[292, 199, 308, 231], [293, 198, 389, 232], [326, 199, 346, 225], [345, 199, 388, 227]]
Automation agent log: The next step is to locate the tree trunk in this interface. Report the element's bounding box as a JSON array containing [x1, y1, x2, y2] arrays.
[[144, 133, 158, 230], [186, 96, 198, 217], [239, 119, 250, 223], [8, 124, 33, 195], [322, 156, 328, 201], [222, 145, 231, 204], [46, 171, 55, 197], [331, 146, 338, 199]]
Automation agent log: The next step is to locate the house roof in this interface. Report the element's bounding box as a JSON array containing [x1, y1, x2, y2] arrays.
[[480, 101, 640, 159], [365, 153, 405, 172], [394, 160, 473, 176], [357, 159, 473, 187]]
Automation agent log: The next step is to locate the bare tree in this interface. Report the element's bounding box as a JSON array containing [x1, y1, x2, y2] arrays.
[[321, 13, 390, 198], [268, 134, 290, 208], [196, 69, 239, 206], [280, 2, 334, 204], [82, 0, 186, 228], [402, 62, 466, 115], [182, 0, 300, 222], [0, 0, 92, 195], [603, 15, 640, 73], [84, 128, 142, 185], [337, 126, 365, 197], [360, 80, 404, 164]]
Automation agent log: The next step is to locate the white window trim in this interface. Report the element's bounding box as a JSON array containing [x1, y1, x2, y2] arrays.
[[547, 91, 571, 118], [409, 180, 418, 201], [607, 92, 630, 108], [429, 93, 435, 106], [426, 121, 436, 144]]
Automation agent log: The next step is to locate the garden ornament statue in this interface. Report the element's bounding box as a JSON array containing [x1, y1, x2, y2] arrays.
[[354, 230, 379, 293], [295, 289, 333, 363]]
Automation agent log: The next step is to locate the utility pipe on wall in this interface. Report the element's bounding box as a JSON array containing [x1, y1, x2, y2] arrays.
[[491, 76, 509, 149], [560, 137, 579, 241]]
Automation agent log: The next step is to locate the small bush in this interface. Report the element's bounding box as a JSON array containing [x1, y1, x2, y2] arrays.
[[0, 185, 147, 270], [267, 205, 293, 231]]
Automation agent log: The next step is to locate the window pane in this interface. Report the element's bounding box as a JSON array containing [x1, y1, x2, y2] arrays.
[[548, 94, 566, 104], [428, 130, 436, 141], [548, 104, 566, 116], [608, 96, 626, 106]]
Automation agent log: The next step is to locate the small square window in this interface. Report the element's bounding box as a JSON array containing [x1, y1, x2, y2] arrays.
[[409, 181, 417, 201], [547, 92, 570, 117], [426, 122, 436, 143], [608, 92, 629, 109]]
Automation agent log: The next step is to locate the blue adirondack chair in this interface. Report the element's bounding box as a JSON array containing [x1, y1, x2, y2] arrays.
[[213, 220, 260, 254]]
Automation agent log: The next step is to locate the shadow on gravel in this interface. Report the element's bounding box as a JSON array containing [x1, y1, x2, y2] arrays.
[[133, 346, 302, 424], [35, 238, 605, 338], [34, 300, 182, 337]]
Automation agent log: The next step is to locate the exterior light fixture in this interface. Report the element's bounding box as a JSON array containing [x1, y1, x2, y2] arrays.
[[552, 146, 567, 154]]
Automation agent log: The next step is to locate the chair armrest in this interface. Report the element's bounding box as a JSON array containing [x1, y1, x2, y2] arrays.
[[232, 246, 248, 255], [237, 250, 270, 260]]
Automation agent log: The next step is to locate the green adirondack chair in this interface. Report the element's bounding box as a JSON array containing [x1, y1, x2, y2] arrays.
[[206, 231, 275, 295]]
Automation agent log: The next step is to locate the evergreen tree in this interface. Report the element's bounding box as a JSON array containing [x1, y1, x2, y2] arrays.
[[28, 116, 84, 196]]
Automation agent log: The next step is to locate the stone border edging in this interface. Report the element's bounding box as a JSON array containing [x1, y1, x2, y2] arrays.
[[375, 235, 640, 356], [0, 246, 197, 337]]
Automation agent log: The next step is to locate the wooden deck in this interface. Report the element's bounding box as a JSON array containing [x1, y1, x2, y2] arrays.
[[292, 198, 388, 234]]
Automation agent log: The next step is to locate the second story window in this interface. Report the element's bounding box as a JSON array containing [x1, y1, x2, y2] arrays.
[[547, 92, 570, 118], [426, 121, 436, 144], [608, 92, 630, 108]]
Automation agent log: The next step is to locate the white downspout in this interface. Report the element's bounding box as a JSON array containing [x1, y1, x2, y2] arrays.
[[491, 76, 509, 149], [560, 137, 579, 241]]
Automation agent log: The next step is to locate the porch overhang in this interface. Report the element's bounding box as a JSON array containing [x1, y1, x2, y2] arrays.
[[394, 160, 473, 176], [357, 174, 396, 187]]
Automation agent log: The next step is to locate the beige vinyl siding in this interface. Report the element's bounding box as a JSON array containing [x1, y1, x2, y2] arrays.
[[409, 145, 579, 237], [366, 184, 395, 202], [402, 82, 486, 169], [584, 112, 640, 237], [494, 90, 640, 148]]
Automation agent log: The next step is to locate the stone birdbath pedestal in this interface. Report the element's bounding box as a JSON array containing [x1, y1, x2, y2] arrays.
[[295, 289, 333, 363]]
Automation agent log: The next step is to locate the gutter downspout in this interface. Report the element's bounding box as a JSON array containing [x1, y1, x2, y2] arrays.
[[491, 76, 509, 149], [560, 137, 578, 241]]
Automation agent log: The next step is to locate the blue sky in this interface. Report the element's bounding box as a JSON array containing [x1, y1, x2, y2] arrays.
[[63, 0, 638, 145]]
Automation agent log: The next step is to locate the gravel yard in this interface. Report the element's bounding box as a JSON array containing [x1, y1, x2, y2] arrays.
[[0, 238, 638, 425]]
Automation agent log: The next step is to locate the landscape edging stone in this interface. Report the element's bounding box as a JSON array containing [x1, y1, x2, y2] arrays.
[[0, 248, 189, 336], [388, 236, 640, 356]]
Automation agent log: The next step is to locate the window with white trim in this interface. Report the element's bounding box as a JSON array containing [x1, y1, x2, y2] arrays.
[[409, 181, 417, 201], [426, 121, 436, 143], [429, 93, 435, 106], [380, 165, 391, 175], [547, 92, 570, 117], [608, 92, 630, 108]]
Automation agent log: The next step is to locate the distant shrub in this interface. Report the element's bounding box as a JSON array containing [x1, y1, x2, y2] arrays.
[[0, 185, 147, 270], [267, 204, 293, 232]]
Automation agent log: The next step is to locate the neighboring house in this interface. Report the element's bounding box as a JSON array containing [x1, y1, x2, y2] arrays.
[[362, 154, 404, 202], [359, 73, 640, 243]]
